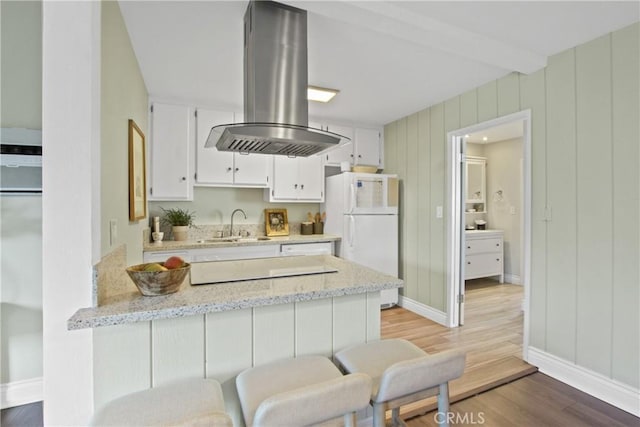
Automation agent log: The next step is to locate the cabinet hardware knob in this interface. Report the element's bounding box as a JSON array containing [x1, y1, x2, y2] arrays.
[[496, 243, 500, 246], [358, 154, 362, 158], [235, 168, 239, 172], [467, 246, 471, 249], [301, 184, 304, 190], [294, 184, 298, 189], [496, 258, 500, 261], [350, 154, 354, 157], [227, 167, 232, 172], [467, 261, 471, 265], [181, 177, 186, 181]]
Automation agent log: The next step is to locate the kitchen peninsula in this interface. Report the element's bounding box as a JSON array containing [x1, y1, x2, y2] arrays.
[[68, 254, 402, 424]]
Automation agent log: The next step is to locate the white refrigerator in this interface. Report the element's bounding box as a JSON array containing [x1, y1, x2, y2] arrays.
[[322, 172, 399, 308]]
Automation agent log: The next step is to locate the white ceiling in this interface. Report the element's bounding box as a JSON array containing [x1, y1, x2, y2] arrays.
[[119, 1, 639, 127]]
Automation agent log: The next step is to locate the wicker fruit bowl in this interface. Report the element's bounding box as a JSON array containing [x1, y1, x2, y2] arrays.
[[126, 262, 191, 296]]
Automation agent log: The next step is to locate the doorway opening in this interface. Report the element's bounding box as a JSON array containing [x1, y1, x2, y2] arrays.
[[446, 110, 532, 362]]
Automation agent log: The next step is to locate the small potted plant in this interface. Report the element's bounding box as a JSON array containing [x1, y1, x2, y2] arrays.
[[161, 207, 196, 241]]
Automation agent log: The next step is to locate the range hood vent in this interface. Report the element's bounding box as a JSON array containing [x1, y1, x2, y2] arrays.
[[205, 0, 348, 157]]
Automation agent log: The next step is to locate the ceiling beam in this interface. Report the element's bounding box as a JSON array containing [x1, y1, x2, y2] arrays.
[[286, 1, 547, 74]]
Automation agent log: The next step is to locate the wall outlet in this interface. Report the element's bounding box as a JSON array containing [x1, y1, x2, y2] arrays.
[[109, 219, 118, 246], [436, 206, 443, 218]]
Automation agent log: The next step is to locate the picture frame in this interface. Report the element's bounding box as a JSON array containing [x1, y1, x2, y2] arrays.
[[128, 119, 147, 221], [264, 208, 289, 236]]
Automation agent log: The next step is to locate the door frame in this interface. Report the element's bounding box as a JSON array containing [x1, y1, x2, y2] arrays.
[[445, 109, 532, 361]]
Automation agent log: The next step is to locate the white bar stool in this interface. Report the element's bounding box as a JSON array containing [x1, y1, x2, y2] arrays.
[[236, 355, 372, 426], [90, 378, 233, 427], [335, 339, 465, 427]]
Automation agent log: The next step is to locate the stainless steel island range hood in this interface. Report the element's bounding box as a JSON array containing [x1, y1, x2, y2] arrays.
[[205, 0, 348, 157]]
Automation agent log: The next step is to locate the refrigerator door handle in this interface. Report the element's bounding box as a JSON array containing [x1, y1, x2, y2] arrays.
[[349, 215, 355, 248], [349, 183, 356, 213]]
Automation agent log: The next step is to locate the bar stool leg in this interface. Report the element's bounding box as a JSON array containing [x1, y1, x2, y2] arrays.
[[372, 402, 386, 427], [391, 407, 405, 427], [437, 382, 450, 427], [344, 412, 357, 427]]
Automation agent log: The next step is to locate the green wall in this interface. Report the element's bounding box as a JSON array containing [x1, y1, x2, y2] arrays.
[[384, 23, 639, 388], [148, 187, 320, 230], [100, 1, 149, 264]]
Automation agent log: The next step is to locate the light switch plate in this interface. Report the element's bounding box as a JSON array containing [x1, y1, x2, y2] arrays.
[[436, 206, 443, 218]]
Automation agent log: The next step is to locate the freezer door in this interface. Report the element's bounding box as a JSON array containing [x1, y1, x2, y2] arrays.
[[343, 214, 398, 277]]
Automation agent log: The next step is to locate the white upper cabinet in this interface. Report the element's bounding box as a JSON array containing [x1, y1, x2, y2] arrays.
[[195, 108, 269, 187], [149, 102, 193, 200], [267, 155, 324, 202], [354, 127, 381, 166], [324, 124, 354, 165], [315, 122, 383, 168]]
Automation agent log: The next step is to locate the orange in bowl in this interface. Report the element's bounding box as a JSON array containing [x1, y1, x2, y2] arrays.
[[126, 262, 191, 296]]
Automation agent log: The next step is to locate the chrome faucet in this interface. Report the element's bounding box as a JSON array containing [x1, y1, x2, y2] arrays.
[[230, 208, 247, 237]]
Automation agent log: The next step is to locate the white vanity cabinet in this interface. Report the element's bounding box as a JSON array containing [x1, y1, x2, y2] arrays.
[[464, 230, 504, 282], [267, 155, 324, 202], [149, 102, 194, 200], [195, 109, 270, 187]]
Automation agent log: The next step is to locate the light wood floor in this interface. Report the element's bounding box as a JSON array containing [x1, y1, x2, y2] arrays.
[[407, 373, 640, 427], [381, 279, 536, 419]]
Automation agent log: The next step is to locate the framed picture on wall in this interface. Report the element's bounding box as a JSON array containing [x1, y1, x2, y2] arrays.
[[128, 119, 147, 221], [264, 208, 289, 236]]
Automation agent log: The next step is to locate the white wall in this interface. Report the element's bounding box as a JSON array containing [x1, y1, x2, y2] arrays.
[[42, 1, 99, 424], [0, 0, 43, 403], [485, 137, 523, 279]]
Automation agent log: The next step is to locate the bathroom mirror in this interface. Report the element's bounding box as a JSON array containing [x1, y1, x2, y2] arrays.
[[465, 156, 486, 208]]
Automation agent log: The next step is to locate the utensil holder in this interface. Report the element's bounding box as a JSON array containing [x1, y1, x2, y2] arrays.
[[313, 222, 324, 234], [301, 223, 313, 235]]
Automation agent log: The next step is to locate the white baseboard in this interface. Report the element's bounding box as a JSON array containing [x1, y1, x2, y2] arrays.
[[527, 347, 639, 417], [504, 274, 521, 285], [1, 377, 43, 409], [398, 296, 448, 326]]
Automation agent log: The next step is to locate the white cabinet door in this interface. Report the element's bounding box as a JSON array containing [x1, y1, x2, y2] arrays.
[[270, 155, 324, 202], [150, 103, 192, 200], [271, 156, 300, 200], [324, 124, 354, 165], [195, 109, 234, 185], [196, 109, 269, 187], [233, 152, 270, 186], [297, 155, 323, 200], [354, 128, 381, 166]]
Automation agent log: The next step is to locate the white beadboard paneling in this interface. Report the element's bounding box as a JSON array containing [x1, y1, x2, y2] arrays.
[[152, 316, 205, 386], [295, 299, 333, 357], [333, 294, 367, 352], [366, 292, 381, 342], [93, 322, 151, 410], [611, 23, 640, 389], [205, 309, 252, 382], [253, 304, 294, 365], [575, 34, 613, 376]]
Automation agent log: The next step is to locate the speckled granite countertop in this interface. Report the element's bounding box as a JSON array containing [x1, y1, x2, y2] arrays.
[[68, 255, 402, 330], [143, 234, 341, 252]]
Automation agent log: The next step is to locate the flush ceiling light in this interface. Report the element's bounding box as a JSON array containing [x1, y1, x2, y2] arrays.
[[308, 86, 339, 103], [482, 136, 488, 142]]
